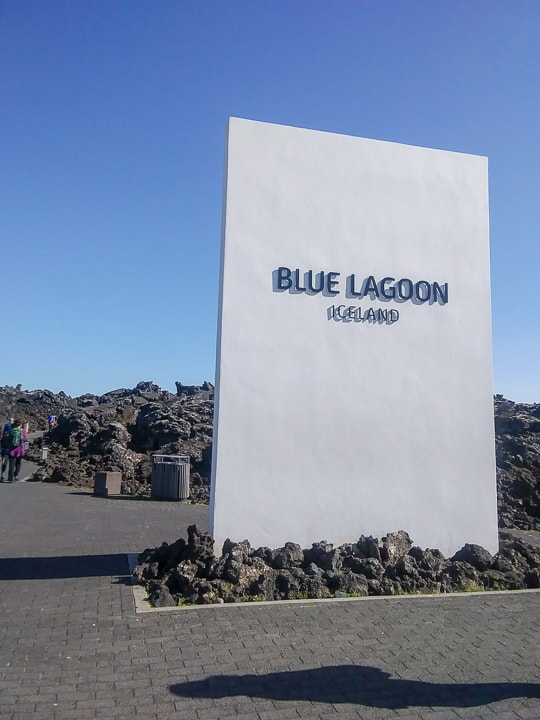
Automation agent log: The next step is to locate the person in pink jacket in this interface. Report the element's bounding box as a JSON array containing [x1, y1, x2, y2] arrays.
[[0, 421, 13, 481], [7, 419, 27, 483]]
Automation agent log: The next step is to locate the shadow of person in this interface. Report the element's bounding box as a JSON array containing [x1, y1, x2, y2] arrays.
[[170, 665, 540, 709]]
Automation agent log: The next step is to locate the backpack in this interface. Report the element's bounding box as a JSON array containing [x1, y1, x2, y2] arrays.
[[1, 426, 11, 449], [10, 427, 22, 450]]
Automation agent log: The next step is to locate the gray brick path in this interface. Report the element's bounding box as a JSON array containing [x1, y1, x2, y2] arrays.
[[0, 478, 539, 719]]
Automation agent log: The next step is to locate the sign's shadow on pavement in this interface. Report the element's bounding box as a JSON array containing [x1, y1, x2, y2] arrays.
[[0, 553, 129, 580], [170, 665, 540, 709]]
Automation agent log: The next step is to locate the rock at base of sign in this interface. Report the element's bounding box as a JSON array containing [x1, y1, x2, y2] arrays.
[[132, 526, 540, 608]]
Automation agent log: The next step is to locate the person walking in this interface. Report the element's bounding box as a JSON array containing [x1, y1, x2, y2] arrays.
[[0, 421, 12, 481], [6, 420, 27, 483]]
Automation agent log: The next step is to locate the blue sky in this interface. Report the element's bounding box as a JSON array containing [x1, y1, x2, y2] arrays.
[[1, 1, 538, 401]]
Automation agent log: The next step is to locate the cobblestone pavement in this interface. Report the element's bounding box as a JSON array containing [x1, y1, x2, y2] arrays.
[[0, 479, 539, 720]]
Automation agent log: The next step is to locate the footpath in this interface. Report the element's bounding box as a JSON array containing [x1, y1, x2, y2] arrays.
[[0, 474, 539, 720]]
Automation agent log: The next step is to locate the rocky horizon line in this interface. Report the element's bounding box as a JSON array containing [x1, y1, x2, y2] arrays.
[[1, 381, 537, 407]]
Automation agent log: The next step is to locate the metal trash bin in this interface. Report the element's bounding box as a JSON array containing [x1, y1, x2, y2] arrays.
[[151, 454, 190, 500]]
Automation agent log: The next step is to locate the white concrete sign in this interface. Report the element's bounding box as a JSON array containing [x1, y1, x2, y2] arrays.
[[210, 118, 498, 557]]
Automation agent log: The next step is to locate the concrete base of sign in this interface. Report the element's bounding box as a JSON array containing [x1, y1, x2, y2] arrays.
[[93, 471, 122, 497]]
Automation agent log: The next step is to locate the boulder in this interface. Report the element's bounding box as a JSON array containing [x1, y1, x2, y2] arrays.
[[316, 548, 343, 573], [355, 535, 382, 561], [440, 561, 482, 592], [451, 544, 494, 571], [380, 531, 413, 563], [165, 561, 198, 594], [247, 563, 278, 600], [343, 556, 384, 580], [185, 525, 214, 571], [297, 575, 328, 599], [152, 586, 176, 608], [333, 570, 369, 596], [275, 570, 302, 600], [303, 541, 334, 566], [271, 542, 304, 570], [304, 562, 324, 578]]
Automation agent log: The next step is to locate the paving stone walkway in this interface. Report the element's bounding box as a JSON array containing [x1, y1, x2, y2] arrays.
[[0, 478, 539, 720]]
